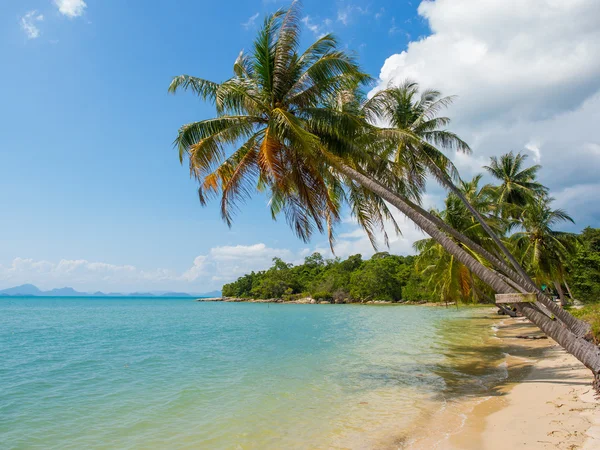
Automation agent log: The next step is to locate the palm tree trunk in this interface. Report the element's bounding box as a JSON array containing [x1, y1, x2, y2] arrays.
[[424, 164, 589, 336], [428, 163, 537, 284], [334, 161, 514, 294], [333, 160, 600, 387], [554, 280, 568, 307], [404, 196, 587, 332], [404, 197, 525, 280], [519, 302, 600, 389], [564, 280, 577, 302]]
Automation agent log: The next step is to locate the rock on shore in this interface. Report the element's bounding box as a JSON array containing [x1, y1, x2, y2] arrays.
[[196, 296, 328, 304]]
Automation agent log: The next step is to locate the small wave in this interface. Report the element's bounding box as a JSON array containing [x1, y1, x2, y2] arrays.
[[496, 360, 509, 380]]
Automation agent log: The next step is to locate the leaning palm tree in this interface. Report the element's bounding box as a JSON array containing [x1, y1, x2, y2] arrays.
[[364, 84, 532, 282], [414, 176, 501, 304], [416, 238, 471, 304], [510, 197, 578, 306], [365, 84, 581, 328], [485, 151, 548, 218], [169, 3, 600, 389]]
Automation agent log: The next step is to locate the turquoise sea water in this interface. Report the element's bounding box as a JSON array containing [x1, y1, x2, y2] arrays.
[[0, 298, 505, 449]]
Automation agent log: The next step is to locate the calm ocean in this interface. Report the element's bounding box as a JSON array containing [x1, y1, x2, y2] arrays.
[[0, 298, 506, 449]]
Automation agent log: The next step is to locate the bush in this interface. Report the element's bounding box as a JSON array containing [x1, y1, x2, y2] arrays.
[[312, 291, 333, 301], [571, 304, 600, 344]]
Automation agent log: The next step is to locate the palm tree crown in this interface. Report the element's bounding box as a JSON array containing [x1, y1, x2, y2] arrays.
[[365, 80, 471, 190], [169, 2, 375, 246], [484, 151, 548, 217], [510, 197, 577, 285]]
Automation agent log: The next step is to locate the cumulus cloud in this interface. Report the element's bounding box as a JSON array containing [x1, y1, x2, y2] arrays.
[[54, 0, 87, 18], [524, 141, 542, 164], [0, 230, 431, 293], [332, 213, 428, 259], [375, 0, 600, 229], [0, 244, 301, 292], [20, 11, 44, 39], [198, 243, 297, 282]]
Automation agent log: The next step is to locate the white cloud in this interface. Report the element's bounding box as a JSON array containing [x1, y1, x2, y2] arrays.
[[54, 0, 87, 18], [301, 16, 332, 37], [20, 11, 44, 39], [242, 12, 260, 30], [524, 141, 542, 164], [0, 243, 301, 292], [554, 183, 600, 230], [0, 230, 430, 293], [201, 243, 297, 281], [332, 212, 427, 259], [375, 0, 600, 228]]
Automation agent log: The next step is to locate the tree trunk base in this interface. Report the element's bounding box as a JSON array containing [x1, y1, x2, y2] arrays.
[[594, 372, 600, 396], [497, 304, 518, 317]]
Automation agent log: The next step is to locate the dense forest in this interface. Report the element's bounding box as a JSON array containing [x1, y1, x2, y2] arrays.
[[222, 252, 424, 302], [222, 226, 599, 303]]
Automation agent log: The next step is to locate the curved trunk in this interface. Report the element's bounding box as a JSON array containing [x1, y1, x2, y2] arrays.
[[519, 302, 600, 382], [334, 162, 514, 295], [404, 198, 523, 279], [429, 163, 535, 284], [334, 161, 600, 386], [424, 165, 589, 336], [564, 280, 577, 302], [554, 280, 567, 307]]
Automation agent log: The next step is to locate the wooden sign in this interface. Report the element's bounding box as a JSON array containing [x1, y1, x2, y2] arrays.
[[495, 293, 536, 304]]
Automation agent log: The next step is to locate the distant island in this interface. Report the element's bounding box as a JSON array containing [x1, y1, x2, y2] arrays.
[[0, 284, 221, 298]]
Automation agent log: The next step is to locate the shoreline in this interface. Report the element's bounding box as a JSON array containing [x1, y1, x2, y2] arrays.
[[196, 296, 457, 306], [424, 314, 600, 449]]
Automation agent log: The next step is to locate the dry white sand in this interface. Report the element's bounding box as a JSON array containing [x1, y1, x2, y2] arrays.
[[451, 317, 600, 450]]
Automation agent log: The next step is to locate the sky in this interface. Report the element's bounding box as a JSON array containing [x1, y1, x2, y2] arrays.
[[1, 0, 599, 293]]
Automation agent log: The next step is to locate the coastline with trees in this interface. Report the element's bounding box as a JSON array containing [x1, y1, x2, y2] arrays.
[[170, 1, 600, 391]]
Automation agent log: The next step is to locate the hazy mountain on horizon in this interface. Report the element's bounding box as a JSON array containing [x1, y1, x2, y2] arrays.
[[0, 284, 221, 298]]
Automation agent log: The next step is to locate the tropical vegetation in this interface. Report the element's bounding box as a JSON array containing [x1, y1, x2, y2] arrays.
[[222, 253, 426, 303], [170, 2, 600, 389]]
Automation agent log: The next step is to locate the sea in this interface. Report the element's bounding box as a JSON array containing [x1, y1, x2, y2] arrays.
[[0, 298, 510, 449]]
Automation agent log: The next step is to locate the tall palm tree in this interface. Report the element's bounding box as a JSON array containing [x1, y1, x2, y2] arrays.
[[366, 84, 542, 291], [365, 84, 584, 331], [414, 176, 500, 304], [484, 151, 548, 218], [170, 3, 600, 388], [510, 198, 578, 306]]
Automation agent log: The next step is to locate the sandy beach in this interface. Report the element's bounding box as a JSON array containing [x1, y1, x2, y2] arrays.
[[418, 315, 600, 450]]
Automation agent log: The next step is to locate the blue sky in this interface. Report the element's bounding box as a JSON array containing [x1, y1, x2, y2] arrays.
[[2, 0, 599, 292]]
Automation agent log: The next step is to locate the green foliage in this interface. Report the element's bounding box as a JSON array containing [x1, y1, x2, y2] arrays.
[[171, 3, 598, 306], [569, 228, 600, 303], [349, 254, 406, 301], [221, 252, 430, 302], [570, 303, 600, 344]]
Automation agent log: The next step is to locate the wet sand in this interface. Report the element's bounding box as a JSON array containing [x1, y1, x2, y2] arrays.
[[428, 315, 600, 450]]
